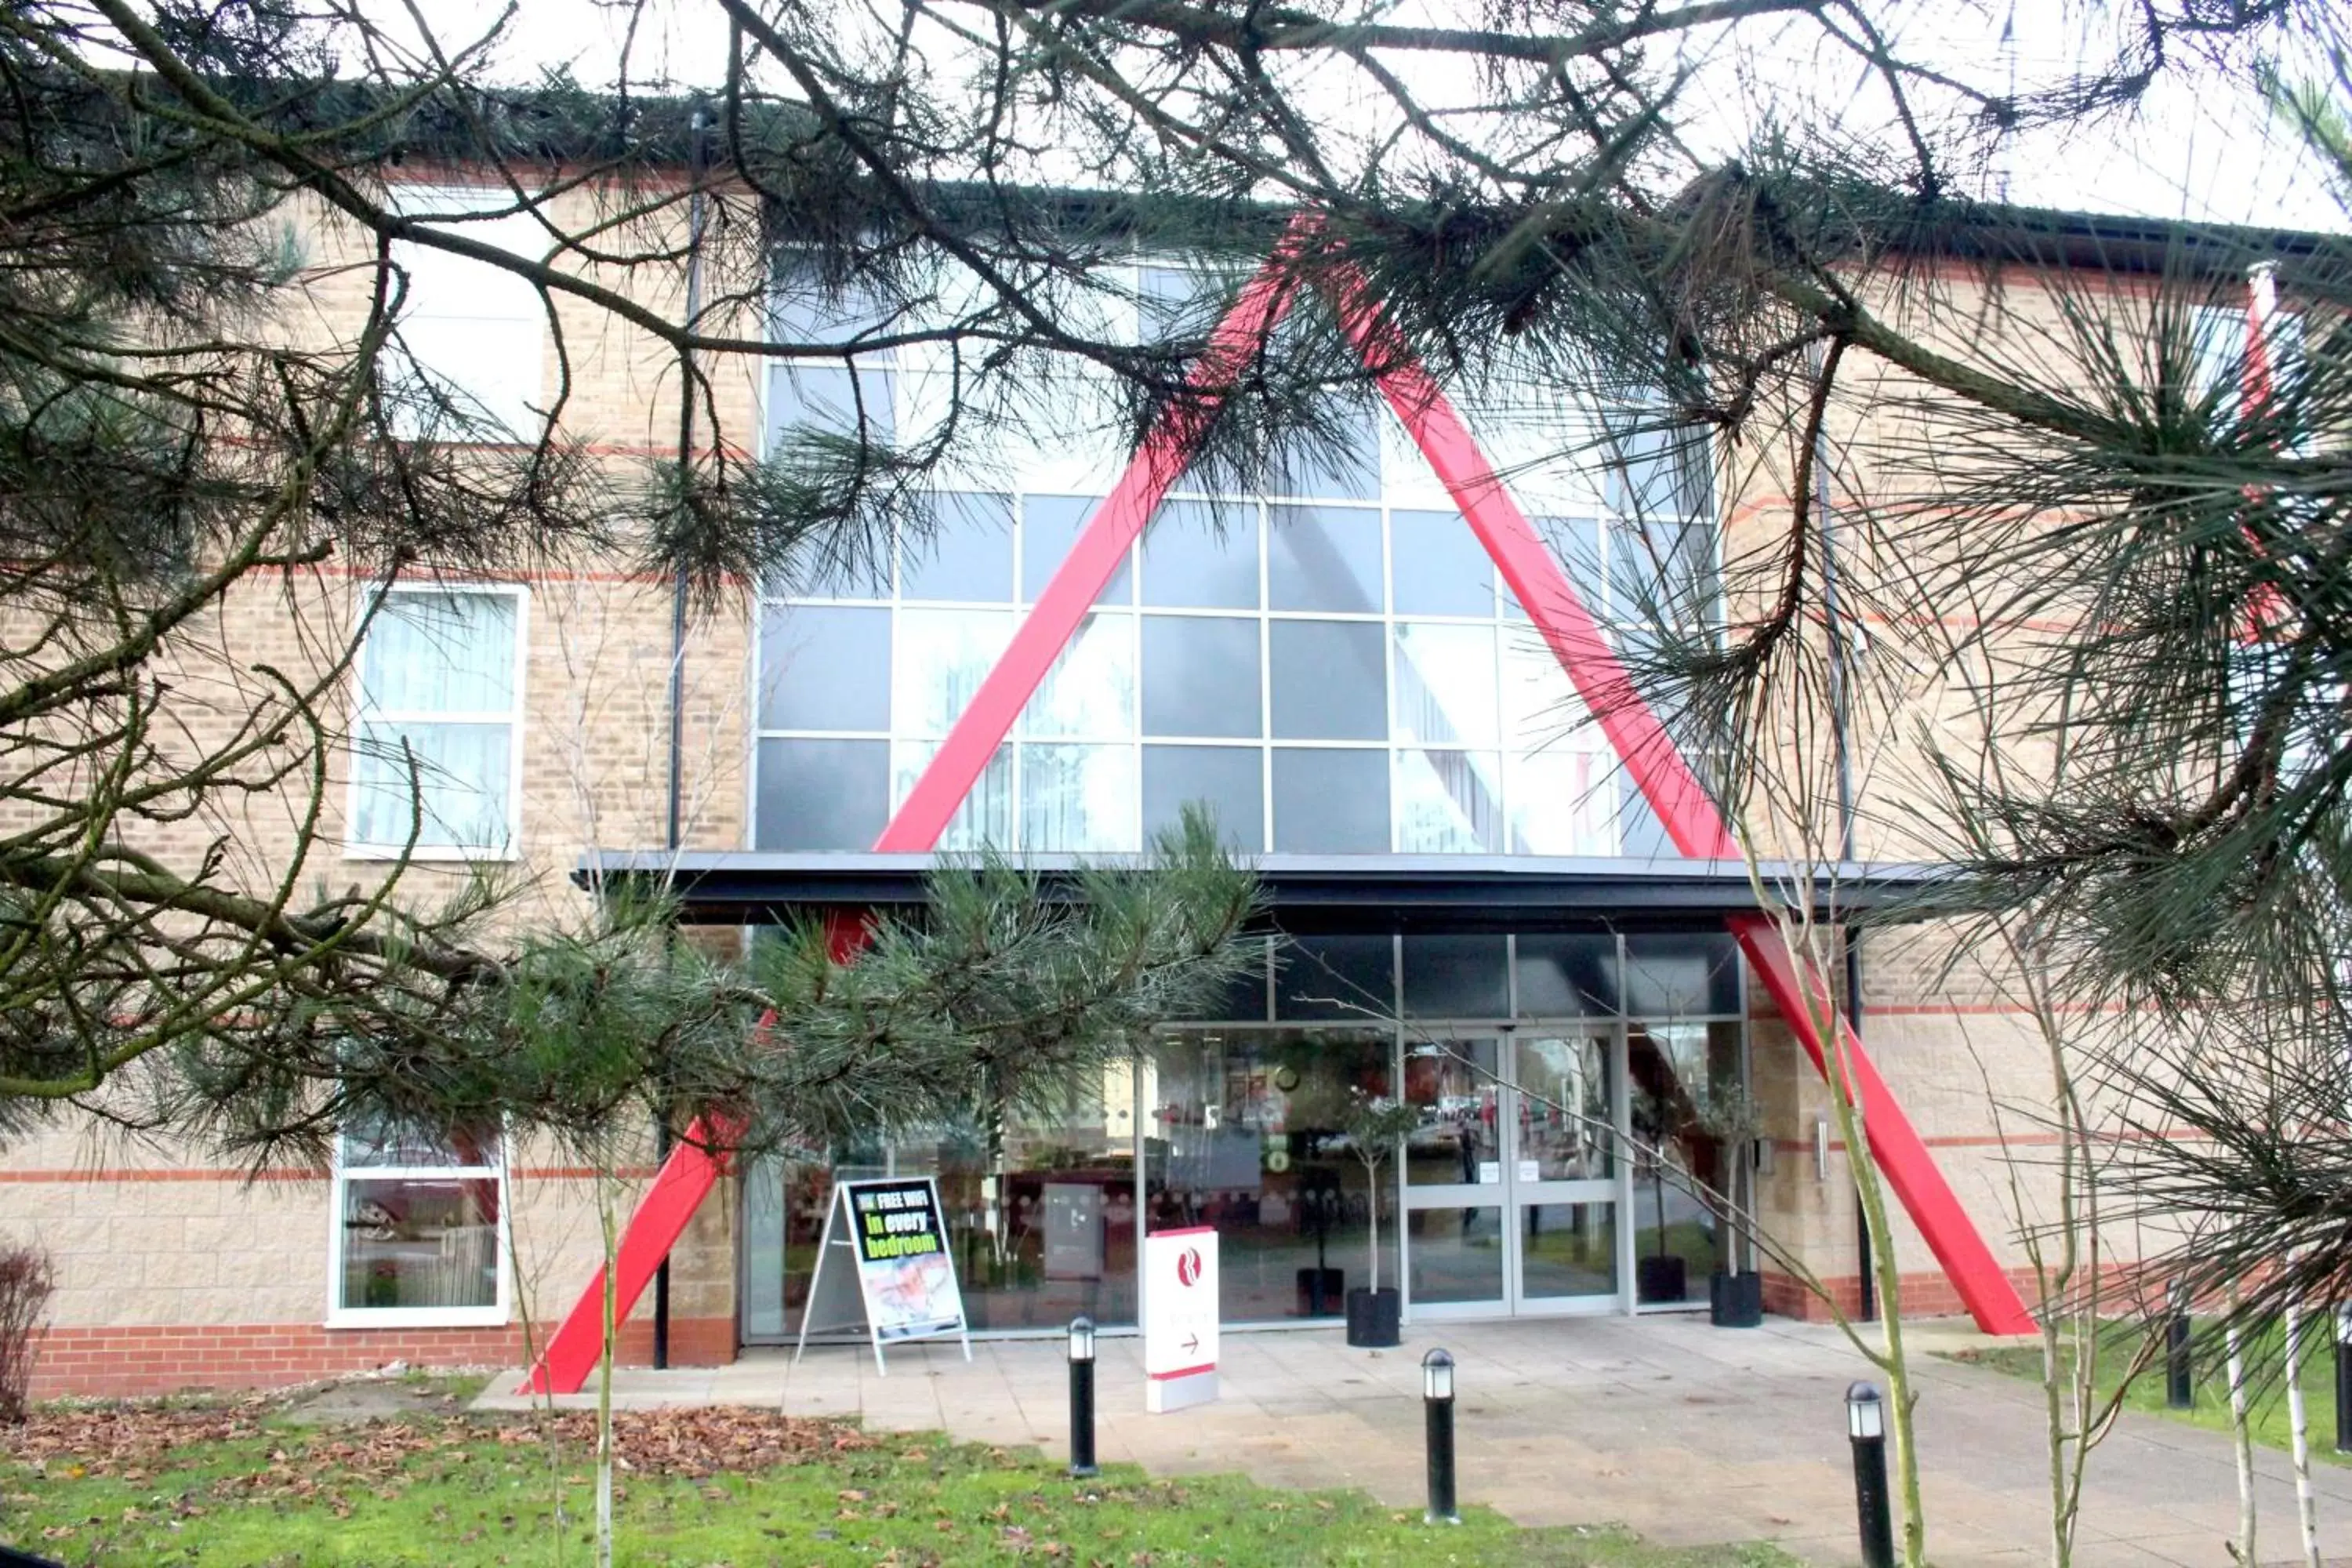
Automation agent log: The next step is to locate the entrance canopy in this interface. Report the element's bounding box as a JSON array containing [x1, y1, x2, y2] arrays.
[[577, 849, 1952, 935]]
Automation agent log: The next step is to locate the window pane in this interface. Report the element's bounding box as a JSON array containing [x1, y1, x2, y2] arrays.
[[758, 605, 891, 731], [1507, 750, 1617, 856], [363, 592, 516, 713], [1023, 495, 1133, 604], [756, 738, 888, 850], [1141, 615, 1261, 739], [1406, 1208, 1506, 1304], [1269, 505, 1381, 613], [1021, 743, 1137, 851], [1275, 935, 1395, 1020], [1271, 747, 1388, 851], [341, 1118, 500, 1170], [893, 741, 1013, 849], [1512, 934, 1621, 1017], [1393, 623, 1498, 746], [1501, 635, 1595, 752], [1141, 499, 1258, 609], [768, 365, 895, 448], [1623, 932, 1742, 1017], [1142, 744, 1263, 850], [1279, 403, 1381, 501], [1402, 1037, 1499, 1187], [1522, 1205, 1619, 1299], [340, 1175, 499, 1311], [1391, 510, 1493, 617], [1269, 621, 1385, 740], [1401, 935, 1508, 1019], [1023, 612, 1134, 739], [895, 608, 1013, 738], [1515, 516, 1604, 622], [353, 720, 511, 849], [901, 492, 1014, 603], [773, 274, 894, 347], [1395, 748, 1503, 853]]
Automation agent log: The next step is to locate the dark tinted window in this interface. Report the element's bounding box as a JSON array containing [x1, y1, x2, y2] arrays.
[[901, 492, 1014, 602], [1401, 935, 1509, 1019], [1269, 505, 1383, 613], [757, 606, 890, 731], [1143, 745, 1264, 850], [1512, 935, 1620, 1016], [1141, 616, 1261, 738], [1271, 747, 1388, 851], [1269, 620, 1386, 739], [1276, 935, 1396, 1020], [1622, 931, 1742, 1016], [755, 739, 888, 849]]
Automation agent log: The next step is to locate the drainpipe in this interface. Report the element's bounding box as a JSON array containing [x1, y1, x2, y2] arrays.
[[655, 100, 713, 1372], [1813, 350, 1875, 1323]]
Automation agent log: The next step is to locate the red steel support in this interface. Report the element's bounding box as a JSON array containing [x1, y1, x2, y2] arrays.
[[521, 238, 1313, 1396], [1332, 273, 2032, 1334]]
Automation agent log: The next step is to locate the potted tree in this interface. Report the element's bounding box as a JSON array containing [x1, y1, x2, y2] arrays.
[[1338, 1094, 1422, 1348], [1692, 1086, 1765, 1327], [1629, 1084, 1690, 1305]]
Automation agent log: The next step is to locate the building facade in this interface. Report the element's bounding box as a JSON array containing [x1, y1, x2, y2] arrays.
[[7, 170, 2263, 1396]]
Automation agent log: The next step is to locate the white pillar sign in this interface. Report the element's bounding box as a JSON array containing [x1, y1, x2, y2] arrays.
[[1142, 1225, 1218, 1413]]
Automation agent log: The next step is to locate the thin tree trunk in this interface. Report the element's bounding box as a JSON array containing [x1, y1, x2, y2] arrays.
[[595, 1165, 619, 1568], [2227, 1305, 2257, 1566], [2287, 1305, 2321, 1568]]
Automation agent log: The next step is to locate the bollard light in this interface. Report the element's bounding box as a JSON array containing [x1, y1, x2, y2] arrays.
[[1422, 1348, 1455, 1402], [1421, 1348, 1459, 1525], [1844, 1381, 1895, 1568], [1067, 1315, 1098, 1479]]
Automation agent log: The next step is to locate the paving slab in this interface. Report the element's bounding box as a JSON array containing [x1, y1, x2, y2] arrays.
[[474, 1315, 2352, 1564]]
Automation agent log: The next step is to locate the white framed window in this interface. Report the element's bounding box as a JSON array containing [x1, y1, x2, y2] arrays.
[[384, 184, 548, 441], [348, 584, 527, 858], [328, 1116, 508, 1328]]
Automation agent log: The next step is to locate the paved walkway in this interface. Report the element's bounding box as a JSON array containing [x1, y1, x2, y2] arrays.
[[476, 1316, 2352, 1565]]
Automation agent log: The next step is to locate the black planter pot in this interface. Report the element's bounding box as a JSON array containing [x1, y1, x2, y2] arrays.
[[1709, 1269, 1764, 1327], [1345, 1285, 1402, 1348], [1296, 1266, 1345, 1317], [1635, 1254, 1689, 1305]]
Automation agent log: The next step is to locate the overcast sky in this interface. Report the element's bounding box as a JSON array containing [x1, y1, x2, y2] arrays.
[[395, 0, 2347, 234]]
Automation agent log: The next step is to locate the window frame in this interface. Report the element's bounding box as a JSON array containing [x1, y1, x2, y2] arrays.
[[324, 1119, 511, 1330], [344, 580, 530, 863], [382, 183, 550, 444]]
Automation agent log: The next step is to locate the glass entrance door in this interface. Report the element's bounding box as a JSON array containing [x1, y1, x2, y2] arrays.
[[1401, 1030, 1628, 1319]]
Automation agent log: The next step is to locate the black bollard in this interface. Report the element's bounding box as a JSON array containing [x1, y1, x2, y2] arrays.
[[2166, 1286, 2193, 1410], [1846, 1381, 1896, 1568], [1067, 1315, 1098, 1479], [1422, 1348, 1458, 1524]]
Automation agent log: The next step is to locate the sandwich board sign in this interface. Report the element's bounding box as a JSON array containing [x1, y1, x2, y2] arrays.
[[792, 1177, 971, 1374], [1142, 1226, 1218, 1412]]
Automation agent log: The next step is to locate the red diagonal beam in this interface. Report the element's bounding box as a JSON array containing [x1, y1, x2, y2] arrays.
[[521, 233, 1315, 1396], [1329, 268, 2031, 1334]]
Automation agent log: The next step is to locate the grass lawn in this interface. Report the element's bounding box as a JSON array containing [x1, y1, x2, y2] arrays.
[[1946, 1318, 2350, 1464], [1, 1386, 1798, 1568]]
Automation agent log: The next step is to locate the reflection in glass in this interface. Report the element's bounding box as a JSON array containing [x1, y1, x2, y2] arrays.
[[1393, 623, 1499, 746], [1024, 612, 1134, 739], [1024, 495, 1133, 604], [1142, 499, 1259, 608], [901, 492, 1014, 603], [1521, 1204, 1618, 1298], [768, 365, 895, 448], [1628, 1019, 1744, 1304], [1506, 750, 1616, 856], [894, 608, 1014, 737], [1622, 933, 1742, 1016], [1406, 1207, 1505, 1305], [1512, 1035, 1611, 1180], [756, 738, 888, 850], [1146, 1029, 1395, 1319], [758, 605, 891, 731], [1141, 615, 1261, 739], [340, 1176, 499, 1311], [1391, 510, 1493, 617], [1399, 935, 1508, 1020], [893, 741, 1014, 849], [1269, 621, 1386, 739], [1394, 748, 1503, 853], [1142, 745, 1263, 850], [1512, 934, 1620, 1017], [1269, 505, 1382, 613], [1501, 636, 1593, 752], [1022, 744, 1137, 851], [895, 1077, 1141, 1330], [1402, 1039, 1499, 1188], [1271, 747, 1388, 851], [1274, 935, 1396, 1022]]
